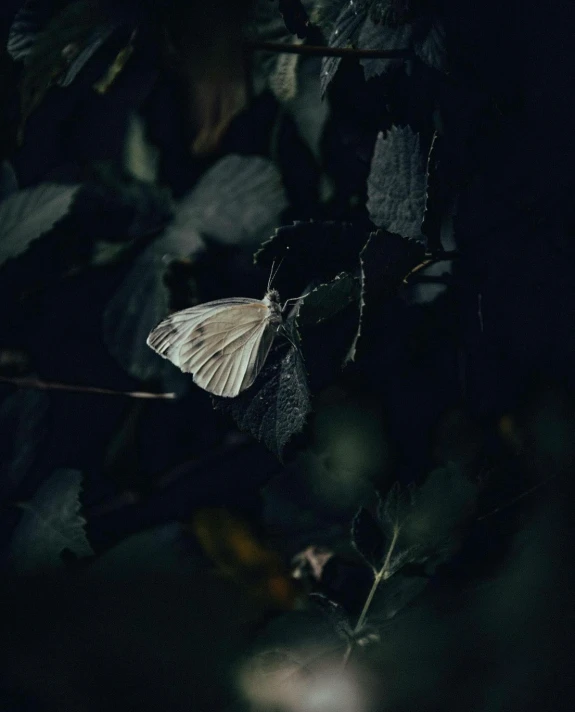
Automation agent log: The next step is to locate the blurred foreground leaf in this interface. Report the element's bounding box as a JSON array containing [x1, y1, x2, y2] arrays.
[[7, 0, 55, 61], [0, 388, 49, 504]]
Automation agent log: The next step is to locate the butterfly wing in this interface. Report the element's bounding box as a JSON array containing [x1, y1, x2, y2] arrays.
[[147, 298, 278, 397]]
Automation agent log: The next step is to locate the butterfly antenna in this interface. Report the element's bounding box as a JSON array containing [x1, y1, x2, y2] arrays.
[[267, 258, 284, 291]]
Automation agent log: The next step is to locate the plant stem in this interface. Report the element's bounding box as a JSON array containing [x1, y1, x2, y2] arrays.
[[343, 525, 400, 667]]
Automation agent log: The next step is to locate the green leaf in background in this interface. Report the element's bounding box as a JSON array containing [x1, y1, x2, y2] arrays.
[[9, 468, 94, 574], [359, 16, 413, 80], [319, 0, 366, 95], [7, 0, 55, 61], [17, 0, 109, 136], [0, 183, 80, 267], [358, 13, 447, 79], [179, 154, 288, 247]]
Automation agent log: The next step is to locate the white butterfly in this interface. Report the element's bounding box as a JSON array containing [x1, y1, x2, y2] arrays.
[[146, 288, 288, 398]]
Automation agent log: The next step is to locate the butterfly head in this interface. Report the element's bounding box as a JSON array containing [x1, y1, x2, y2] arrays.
[[263, 289, 283, 320]]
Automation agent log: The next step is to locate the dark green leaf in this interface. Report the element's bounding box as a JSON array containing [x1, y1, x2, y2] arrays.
[[377, 481, 415, 536], [347, 229, 426, 360], [372, 482, 421, 578], [367, 125, 428, 241], [298, 272, 361, 325], [278, 0, 312, 38], [213, 327, 311, 460], [359, 16, 413, 80], [398, 464, 478, 571], [358, 8, 446, 77], [255, 220, 369, 287], [9, 469, 94, 574], [320, 0, 366, 95], [370, 572, 428, 621], [414, 19, 447, 72], [363, 229, 427, 297], [351, 506, 385, 571]]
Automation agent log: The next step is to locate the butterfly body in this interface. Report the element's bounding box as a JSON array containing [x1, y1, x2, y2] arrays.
[[147, 289, 283, 398]]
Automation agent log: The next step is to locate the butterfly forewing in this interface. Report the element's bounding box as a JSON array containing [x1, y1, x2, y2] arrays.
[[147, 296, 281, 397]]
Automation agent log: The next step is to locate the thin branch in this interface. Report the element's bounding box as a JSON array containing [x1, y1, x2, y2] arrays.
[[403, 250, 459, 285], [0, 376, 176, 400], [246, 41, 413, 60]]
